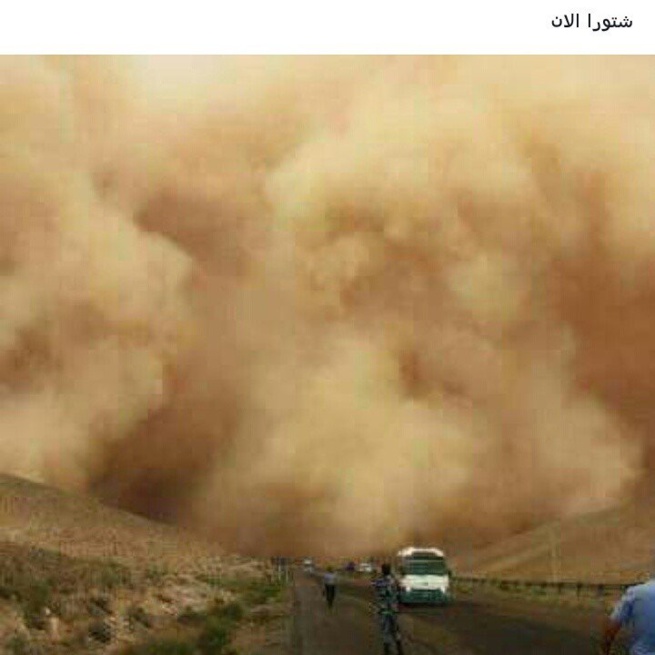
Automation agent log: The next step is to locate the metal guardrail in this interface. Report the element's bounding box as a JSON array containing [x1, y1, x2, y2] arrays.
[[270, 557, 293, 583], [453, 575, 638, 597], [299, 566, 638, 599]]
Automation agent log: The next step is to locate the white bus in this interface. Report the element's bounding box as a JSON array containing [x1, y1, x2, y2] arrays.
[[395, 546, 452, 605]]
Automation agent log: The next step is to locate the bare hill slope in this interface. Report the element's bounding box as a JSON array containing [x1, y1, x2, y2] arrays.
[[0, 474, 288, 655], [0, 473, 225, 571], [453, 490, 655, 583]]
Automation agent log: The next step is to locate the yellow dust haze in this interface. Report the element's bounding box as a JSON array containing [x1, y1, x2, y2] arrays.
[[0, 56, 653, 556]]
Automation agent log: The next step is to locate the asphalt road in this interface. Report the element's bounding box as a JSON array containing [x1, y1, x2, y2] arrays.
[[291, 572, 630, 655]]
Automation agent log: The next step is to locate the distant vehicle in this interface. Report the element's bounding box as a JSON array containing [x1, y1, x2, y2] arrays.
[[344, 561, 356, 573], [303, 558, 314, 572], [395, 546, 451, 605], [357, 561, 375, 574]]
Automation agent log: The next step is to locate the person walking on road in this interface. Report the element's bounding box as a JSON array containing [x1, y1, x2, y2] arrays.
[[323, 566, 337, 609], [600, 573, 655, 655], [373, 563, 405, 655]]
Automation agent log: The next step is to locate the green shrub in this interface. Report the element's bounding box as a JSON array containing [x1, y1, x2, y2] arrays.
[[177, 606, 205, 625], [98, 562, 132, 590], [5, 634, 37, 655], [244, 580, 283, 606], [126, 604, 153, 628], [88, 619, 112, 644], [89, 595, 112, 616], [220, 576, 284, 607], [20, 582, 52, 629], [209, 600, 244, 622], [197, 617, 231, 655], [144, 566, 167, 586]]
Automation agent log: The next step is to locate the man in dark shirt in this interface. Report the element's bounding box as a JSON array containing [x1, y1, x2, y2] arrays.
[[373, 563, 405, 655]]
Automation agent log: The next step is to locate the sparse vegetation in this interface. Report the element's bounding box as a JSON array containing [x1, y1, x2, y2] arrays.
[[144, 565, 168, 586], [0, 541, 286, 655], [5, 633, 42, 655], [89, 594, 112, 615], [0, 541, 134, 640], [219, 575, 285, 606], [20, 585, 51, 629], [127, 604, 154, 628], [195, 572, 222, 587], [124, 597, 246, 655], [120, 638, 195, 655], [98, 561, 133, 590], [197, 616, 231, 654], [88, 619, 113, 644], [196, 598, 246, 653], [0, 475, 288, 655], [176, 606, 205, 626], [0, 542, 132, 597]]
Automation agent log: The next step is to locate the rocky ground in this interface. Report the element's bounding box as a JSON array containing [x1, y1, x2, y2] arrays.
[[0, 541, 292, 654]]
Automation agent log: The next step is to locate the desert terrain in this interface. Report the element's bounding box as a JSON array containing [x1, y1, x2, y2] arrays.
[[0, 473, 290, 655]]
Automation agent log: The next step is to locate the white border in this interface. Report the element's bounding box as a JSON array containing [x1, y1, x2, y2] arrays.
[[0, 0, 652, 53]]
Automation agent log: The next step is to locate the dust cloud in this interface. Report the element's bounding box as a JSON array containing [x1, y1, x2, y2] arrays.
[[1, 55, 654, 556]]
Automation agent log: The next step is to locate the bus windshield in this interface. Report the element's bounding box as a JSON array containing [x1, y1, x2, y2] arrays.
[[403, 558, 449, 575]]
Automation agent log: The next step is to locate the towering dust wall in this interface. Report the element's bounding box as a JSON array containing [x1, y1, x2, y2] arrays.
[[0, 56, 653, 555]]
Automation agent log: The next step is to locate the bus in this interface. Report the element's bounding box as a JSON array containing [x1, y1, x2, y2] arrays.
[[395, 546, 452, 605]]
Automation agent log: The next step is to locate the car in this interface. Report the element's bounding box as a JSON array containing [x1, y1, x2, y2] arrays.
[[357, 561, 375, 574], [302, 558, 314, 572]]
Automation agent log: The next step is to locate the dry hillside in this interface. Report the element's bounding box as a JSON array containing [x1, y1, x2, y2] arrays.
[[0, 474, 289, 655], [0, 474, 226, 571], [452, 489, 655, 583]]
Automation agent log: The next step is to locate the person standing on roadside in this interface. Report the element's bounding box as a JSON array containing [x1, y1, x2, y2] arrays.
[[600, 572, 655, 655], [373, 563, 404, 655], [323, 566, 337, 609]]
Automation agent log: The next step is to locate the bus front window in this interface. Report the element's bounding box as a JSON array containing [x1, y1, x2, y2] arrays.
[[405, 559, 448, 575]]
